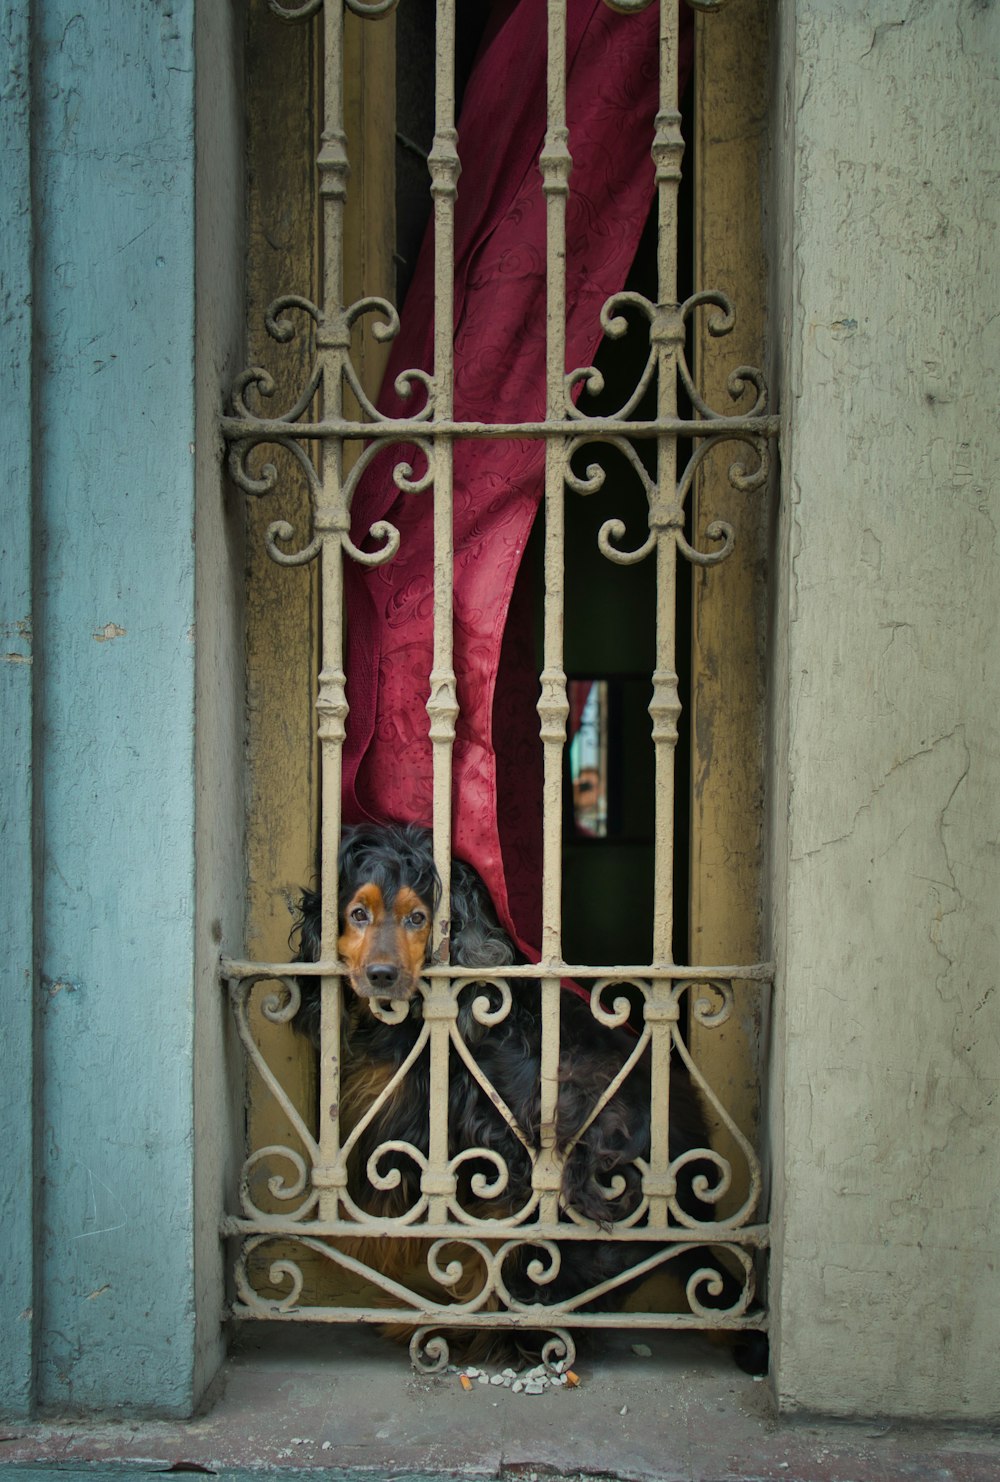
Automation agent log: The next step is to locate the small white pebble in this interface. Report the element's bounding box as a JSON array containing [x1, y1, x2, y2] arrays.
[[465, 1366, 480, 1378], [552, 1373, 567, 1387], [322, 1442, 332, 1451], [620, 1405, 628, 1415], [501, 1367, 517, 1378], [490, 1374, 505, 1386], [478, 1373, 489, 1384], [524, 1380, 545, 1394], [512, 1380, 523, 1393]]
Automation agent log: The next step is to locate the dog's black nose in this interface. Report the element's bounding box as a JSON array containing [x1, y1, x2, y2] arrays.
[[365, 962, 400, 991]]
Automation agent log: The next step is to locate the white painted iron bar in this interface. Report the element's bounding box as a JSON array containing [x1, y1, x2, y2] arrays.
[[531, 0, 574, 1227], [222, 959, 775, 981], [313, 0, 350, 1219], [230, 1303, 766, 1332], [221, 414, 781, 440], [424, 0, 461, 1224], [644, 0, 688, 1229], [221, 1215, 771, 1244]]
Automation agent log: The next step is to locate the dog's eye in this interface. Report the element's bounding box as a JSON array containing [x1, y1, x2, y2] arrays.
[[349, 906, 369, 926], [406, 910, 427, 928]]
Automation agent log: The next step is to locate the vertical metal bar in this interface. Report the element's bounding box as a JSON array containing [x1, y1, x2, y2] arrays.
[[314, 0, 350, 1220], [533, 0, 572, 1224], [427, 0, 460, 941], [537, 0, 571, 968], [424, 0, 460, 1222], [649, 3, 685, 968], [646, 0, 687, 1227]]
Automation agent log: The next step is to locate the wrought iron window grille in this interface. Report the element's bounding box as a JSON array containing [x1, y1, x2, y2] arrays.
[[221, 0, 777, 1374]]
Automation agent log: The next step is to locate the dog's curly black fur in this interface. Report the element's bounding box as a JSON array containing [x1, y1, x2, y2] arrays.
[[294, 822, 766, 1370]]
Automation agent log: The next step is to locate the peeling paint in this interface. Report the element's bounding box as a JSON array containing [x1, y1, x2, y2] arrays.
[[92, 622, 126, 642]]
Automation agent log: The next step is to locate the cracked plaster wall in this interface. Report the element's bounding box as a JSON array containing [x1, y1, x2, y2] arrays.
[[768, 0, 1000, 1419]]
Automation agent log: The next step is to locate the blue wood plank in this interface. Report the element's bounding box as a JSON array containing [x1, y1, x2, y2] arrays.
[[0, 0, 38, 1422], [31, 0, 199, 1414]]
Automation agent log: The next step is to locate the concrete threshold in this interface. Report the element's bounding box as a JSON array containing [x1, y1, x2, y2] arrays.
[[1, 1326, 998, 1481]]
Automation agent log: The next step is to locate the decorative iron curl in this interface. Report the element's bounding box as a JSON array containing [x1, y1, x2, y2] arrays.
[[589, 976, 645, 1030], [495, 1238, 562, 1308], [678, 291, 769, 422], [257, 975, 302, 1024], [540, 1329, 577, 1375], [239, 1145, 319, 1223], [341, 433, 434, 506], [409, 1328, 451, 1373], [665, 981, 763, 1228], [366, 1139, 429, 1200], [365, 994, 411, 1026], [670, 1145, 733, 1221], [680, 1244, 754, 1319], [675, 976, 734, 1030], [234, 1235, 305, 1314], [449, 1145, 512, 1205], [565, 435, 659, 566], [426, 1238, 496, 1306], [566, 291, 657, 421], [268, 0, 401, 18], [669, 433, 770, 568], [675, 519, 735, 569], [228, 976, 320, 1168], [267, 0, 322, 18], [598, 517, 658, 567], [345, 0, 399, 15], [464, 976, 514, 1029], [340, 297, 435, 425]]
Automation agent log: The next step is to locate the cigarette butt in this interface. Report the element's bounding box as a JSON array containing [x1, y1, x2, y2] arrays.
[[460, 1374, 474, 1391], [565, 1370, 580, 1387]]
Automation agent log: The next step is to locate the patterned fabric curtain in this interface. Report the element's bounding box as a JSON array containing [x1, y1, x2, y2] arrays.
[[343, 0, 693, 956]]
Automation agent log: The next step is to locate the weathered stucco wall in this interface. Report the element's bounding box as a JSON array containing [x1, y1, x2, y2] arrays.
[[0, 0, 243, 1418], [31, 0, 200, 1414], [193, 0, 247, 1406], [768, 0, 1000, 1419]]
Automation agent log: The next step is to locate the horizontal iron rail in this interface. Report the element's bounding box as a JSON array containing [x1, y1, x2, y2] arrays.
[[221, 957, 775, 981], [221, 413, 780, 442], [228, 1305, 768, 1331], [221, 1216, 770, 1243]]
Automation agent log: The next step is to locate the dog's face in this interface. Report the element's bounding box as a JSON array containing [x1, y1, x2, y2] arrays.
[[338, 880, 433, 1002]]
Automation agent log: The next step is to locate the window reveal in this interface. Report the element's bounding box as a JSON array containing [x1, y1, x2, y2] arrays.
[[222, 0, 777, 1371]]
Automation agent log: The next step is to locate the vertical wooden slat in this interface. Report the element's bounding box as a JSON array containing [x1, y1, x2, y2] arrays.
[[689, 0, 770, 1215], [244, 0, 320, 1200]]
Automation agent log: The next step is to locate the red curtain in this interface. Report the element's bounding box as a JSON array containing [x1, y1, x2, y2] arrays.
[[343, 0, 693, 958]]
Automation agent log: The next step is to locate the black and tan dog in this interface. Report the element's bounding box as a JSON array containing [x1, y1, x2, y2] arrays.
[[295, 822, 765, 1370]]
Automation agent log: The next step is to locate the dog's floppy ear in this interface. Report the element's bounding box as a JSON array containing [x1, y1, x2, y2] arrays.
[[449, 858, 516, 969], [297, 887, 322, 964], [290, 887, 322, 1044]]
